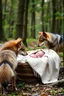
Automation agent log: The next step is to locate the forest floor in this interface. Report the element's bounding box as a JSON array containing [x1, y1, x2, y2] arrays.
[[0, 40, 64, 96], [1, 82, 64, 96]]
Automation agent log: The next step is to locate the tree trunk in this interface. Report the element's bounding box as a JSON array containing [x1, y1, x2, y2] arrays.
[[0, 0, 5, 41], [23, 0, 29, 46], [52, 0, 64, 34], [47, 0, 51, 32], [31, 0, 36, 38], [9, 0, 14, 38], [4, 0, 7, 20], [51, 0, 57, 33], [16, 0, 25, 39], [55, 0, 61, 34], [41, 0, 44, 32], [60, 0, 64, 34]]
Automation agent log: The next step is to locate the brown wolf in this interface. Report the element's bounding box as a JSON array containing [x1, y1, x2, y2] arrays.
[[0, 38, 27, 94], [38, 32, 64, 52]]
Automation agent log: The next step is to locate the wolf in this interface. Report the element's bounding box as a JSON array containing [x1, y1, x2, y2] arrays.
[[0, 38, 27, 94], [38, 31, 64, 52]]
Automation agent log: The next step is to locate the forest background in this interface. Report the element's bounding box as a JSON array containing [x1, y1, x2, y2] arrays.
[[0, 0, 64, 46], [0, 1, 64, 95]]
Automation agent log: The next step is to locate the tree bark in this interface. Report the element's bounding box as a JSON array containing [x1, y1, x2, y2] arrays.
[[9, 0, 14, 38], [16, 0, 25, 39], [23, 0, 29, 46], [51, 0, 57, 33], [31, 0, 36, 38], [41, 0, 44, 32], [0, 0, 5, 41]]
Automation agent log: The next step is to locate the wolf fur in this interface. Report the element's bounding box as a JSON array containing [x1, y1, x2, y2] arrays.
[[38, 32, 64, 52], [0, 38, 24, 94]]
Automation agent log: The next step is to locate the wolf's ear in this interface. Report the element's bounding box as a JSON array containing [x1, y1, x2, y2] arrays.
[[43, 32, 47, 37], [39, 32, 43, 36], [16, 38, 22, 50]]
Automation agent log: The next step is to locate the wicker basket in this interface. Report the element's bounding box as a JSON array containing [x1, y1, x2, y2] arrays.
[[16, 62, 41, 84]]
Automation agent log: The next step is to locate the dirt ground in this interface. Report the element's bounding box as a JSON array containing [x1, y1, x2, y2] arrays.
[[0, 83, 64, 96]]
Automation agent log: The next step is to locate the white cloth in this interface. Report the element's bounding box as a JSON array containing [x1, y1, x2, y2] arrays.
[[17, 49, 60, 84]]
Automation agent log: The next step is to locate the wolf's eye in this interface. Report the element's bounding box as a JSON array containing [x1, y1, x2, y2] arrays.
[[20, 47, 25, 51]]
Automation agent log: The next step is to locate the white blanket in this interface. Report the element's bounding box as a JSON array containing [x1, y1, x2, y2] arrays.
[[17, 49, 60, 84]]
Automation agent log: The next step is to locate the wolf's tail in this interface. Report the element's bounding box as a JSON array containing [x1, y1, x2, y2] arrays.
[[0, 63, 14, 88]]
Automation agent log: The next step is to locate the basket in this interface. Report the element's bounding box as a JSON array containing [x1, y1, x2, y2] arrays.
[[16, 62, 41, 84]]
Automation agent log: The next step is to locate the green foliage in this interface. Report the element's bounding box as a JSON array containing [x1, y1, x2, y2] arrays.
[[18, 83, 25, 88], [55, 11, 62, 19], [26, 38, 46, 51], [11, 93, 16, 96], [51, 90, 58, 95], [3, 19, 9, 39], [27, 38, 38, 44], [11, 25, 16, 38], [29, 0, 41, 13], [2, 0, 64, 40], [60, 88, 64, 93], [2, 0, 18, 40], [59, 52, 63, 57]]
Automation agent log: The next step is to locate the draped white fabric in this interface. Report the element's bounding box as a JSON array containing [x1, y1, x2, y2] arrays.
[[17, 49, 60, 84]]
